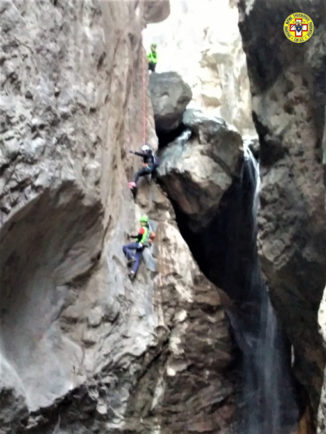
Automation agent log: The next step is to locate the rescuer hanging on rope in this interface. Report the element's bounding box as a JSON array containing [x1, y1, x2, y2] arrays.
[[147, 43, 158, 72], [128, 144, 159, 193], [122, 215, 156, 280]]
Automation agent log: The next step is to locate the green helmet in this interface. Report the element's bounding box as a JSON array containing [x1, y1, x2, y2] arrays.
[[140, 215, 149, 223]]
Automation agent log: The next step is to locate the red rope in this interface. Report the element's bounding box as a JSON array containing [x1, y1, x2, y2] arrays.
[[142, 47, 147, 145]]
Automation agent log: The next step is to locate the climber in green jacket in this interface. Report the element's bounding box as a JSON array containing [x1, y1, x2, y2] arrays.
[[147, 43, 158, 72], [122, 215, 152, 280]]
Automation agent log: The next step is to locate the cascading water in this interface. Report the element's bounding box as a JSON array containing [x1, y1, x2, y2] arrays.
[[229, 147, 300, 434]]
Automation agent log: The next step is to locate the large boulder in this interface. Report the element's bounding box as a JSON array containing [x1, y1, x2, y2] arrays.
[[149, 71, 192, 132], [158, 109, 242, 229], [144, 0, 170, 24]]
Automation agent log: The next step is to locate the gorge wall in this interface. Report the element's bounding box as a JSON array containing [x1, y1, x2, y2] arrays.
[[238, 0, 326, 429], [0, 1, 237, 432], [1, 0, 326, 432]]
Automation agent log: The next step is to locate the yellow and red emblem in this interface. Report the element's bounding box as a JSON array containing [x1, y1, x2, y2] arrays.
[[283, 12, 314, 43]]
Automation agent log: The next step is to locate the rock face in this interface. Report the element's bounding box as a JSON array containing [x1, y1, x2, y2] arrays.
[[0, 1, 236, 432], [238, 0, 326, 425], [318, 288, 326, 433], [125, 185, 235, 434], [143, 0, 256, 136], [158, 109, 243, 229], [149, 71, 192, 132]]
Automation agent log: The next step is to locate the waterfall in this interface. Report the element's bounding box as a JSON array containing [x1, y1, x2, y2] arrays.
[[228, 147, 300, 434]]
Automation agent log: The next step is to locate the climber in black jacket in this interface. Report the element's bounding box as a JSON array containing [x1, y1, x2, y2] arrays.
[[128, 144, 159, 190]]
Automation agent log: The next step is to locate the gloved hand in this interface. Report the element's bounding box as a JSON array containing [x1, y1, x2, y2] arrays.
[[129, 150, 135, 154]]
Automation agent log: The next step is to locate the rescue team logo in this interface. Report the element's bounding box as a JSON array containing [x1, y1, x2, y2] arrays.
[[284, 12, 314, 43]]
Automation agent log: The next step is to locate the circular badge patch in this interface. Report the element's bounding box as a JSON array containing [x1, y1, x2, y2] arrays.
[[284, 12, 314, 43]]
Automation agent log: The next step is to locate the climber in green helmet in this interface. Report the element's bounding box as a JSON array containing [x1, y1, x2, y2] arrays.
[[122, 215, 154, 280], [147, 43, 157, 72]]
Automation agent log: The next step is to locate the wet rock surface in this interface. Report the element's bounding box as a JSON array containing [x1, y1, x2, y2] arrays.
[[238, 0, 326, 424], [0, 357, 28, 433]]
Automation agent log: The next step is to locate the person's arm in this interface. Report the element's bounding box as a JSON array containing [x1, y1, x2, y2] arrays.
[[129, 228, 144, 244], [129, 150, 146, 158], [134, 151, 146, 157]]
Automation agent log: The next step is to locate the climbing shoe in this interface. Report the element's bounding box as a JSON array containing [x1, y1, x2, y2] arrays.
[[128, 270, 136, 280], [128, 181, 136, 189], [127, 257, 136, 266]]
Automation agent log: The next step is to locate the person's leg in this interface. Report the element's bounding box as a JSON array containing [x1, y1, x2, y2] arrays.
[[131, 250, 143, 274], [148, 62, 154, 72], [134, 167, 151, 184], [145, 166, 154, 183], [123, 243, 138, 260], [151, 165, 158, 181], [131, 185, 137, 199]]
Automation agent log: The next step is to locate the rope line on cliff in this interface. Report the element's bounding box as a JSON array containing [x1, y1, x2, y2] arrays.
[[142, 46, 147, 145]]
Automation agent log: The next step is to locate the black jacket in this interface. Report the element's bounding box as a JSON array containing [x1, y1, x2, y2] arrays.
[[134, 150, 155, 166]]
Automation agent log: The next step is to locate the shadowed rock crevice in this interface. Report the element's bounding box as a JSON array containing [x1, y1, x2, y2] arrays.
[[170, 156, 254, 292], [156, 122, 189, 148]]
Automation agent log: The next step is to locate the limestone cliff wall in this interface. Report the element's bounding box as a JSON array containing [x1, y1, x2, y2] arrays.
[[238, 0, 326, 426], [0, 1, 235, 432]]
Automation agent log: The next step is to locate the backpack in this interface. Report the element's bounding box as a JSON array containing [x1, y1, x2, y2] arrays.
[[146, 221, 156, 247], [149, 231, 156, 245]]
